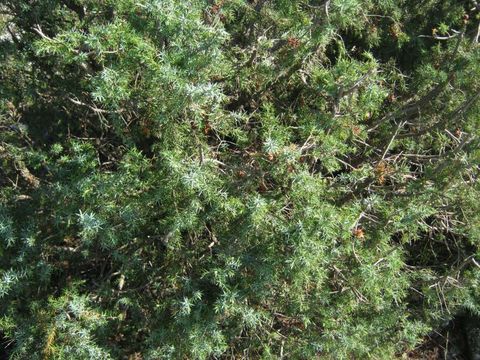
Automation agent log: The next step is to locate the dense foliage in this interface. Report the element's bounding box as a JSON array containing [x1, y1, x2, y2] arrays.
[[1, 0, 480, 358]]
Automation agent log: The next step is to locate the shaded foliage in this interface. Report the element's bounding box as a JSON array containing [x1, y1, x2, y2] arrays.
[[1, 0, 480, 358]]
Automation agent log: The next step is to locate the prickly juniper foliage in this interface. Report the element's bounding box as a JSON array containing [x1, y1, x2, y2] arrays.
[[1, 0, 480, 358]]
